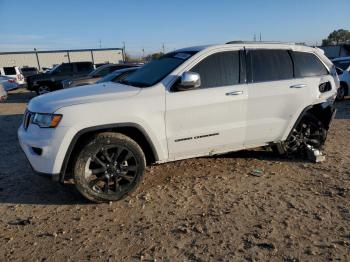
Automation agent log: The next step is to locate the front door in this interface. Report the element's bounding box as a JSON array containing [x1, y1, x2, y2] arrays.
[[165, 51, 247, 160]]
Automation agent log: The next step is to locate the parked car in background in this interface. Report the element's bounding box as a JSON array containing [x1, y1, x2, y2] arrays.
[[332, 56, 350, 100], [0, 66, 25, 85], [0, 82, 7, 102], [94, 63, 108, 68], [18, 42, 338, 202], [26, 62, 94, 95], [21, 67, 39, 78], [96, 67, 140, 84], [0, 75, 19, 91], [62, 63, 139, 88]]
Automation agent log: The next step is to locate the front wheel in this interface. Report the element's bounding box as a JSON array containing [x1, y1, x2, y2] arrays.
[[37, 85, 51, 95], [74, 132, 146, 202]]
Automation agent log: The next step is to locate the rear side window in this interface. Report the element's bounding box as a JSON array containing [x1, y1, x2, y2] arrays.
[[293, 52, 328, 77], [76, 63, 93, 73], [190, 51, 240, 88], [3, 67, 17, 75], [58, 64, 73, 74], [249, 50, 293, 82]]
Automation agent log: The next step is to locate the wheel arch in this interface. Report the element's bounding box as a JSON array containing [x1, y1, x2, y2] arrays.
[[59, 123, 159, 183], [286, 103, 336, 141]]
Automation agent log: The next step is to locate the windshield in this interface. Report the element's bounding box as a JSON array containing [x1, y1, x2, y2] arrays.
[[333, 60, 350, 71], [119, 51, 197, 87], [88, 66, 103, 77], [47, 64, 60, 74], [96, 68, 139, 83]]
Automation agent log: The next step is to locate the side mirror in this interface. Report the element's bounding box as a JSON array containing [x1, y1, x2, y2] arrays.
[[179, 71, 201, 90]]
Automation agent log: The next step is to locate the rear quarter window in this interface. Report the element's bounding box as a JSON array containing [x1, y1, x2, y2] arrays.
[[3, 67, 17, 75], [293, 52, 328, 78]]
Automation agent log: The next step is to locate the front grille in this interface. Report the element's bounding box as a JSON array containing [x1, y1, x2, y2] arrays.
[[23, 110, 33, 130]]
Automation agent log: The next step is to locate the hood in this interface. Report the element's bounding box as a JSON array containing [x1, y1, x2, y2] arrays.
[[28, 82, 141, 113]]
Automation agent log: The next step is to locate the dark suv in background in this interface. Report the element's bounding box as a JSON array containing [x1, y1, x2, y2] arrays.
[[26, 62, 94, 95], [61, 63, 141, 88]]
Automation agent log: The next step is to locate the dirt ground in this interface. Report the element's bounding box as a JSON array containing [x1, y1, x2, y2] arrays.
[[0, 89, 350, 261]]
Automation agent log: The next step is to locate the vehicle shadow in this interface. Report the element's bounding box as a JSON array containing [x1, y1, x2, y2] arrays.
[[335, 97, 350, 120], [213, 148, 309, 163], [3, 89, 36, 104]]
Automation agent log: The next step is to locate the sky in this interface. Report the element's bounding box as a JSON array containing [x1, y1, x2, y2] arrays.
[[0, 0, 349, 56]]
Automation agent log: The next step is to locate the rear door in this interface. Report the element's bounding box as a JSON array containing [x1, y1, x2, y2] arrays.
[[291, 51, 335, 103], [165, 50, 248, 159], [244, 49, 310, 147]]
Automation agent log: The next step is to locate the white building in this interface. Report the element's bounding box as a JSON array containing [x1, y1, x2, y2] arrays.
[[0, 48, 124, 70]]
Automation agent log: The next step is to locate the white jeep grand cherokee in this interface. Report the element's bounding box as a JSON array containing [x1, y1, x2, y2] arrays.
[[18, 42, 338, 202]]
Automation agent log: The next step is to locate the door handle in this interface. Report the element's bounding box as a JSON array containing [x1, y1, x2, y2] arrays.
[[226, 91, 243, 96], [290, 84, 307, 88]]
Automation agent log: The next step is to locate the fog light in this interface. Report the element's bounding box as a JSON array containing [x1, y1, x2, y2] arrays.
[[31, 147, 42, 155]]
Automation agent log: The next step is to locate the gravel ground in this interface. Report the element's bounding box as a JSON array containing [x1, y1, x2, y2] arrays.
[[0, 89, 350, 261]]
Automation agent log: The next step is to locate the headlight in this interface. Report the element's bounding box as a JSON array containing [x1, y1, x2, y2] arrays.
[[32, 113, 62, 128]]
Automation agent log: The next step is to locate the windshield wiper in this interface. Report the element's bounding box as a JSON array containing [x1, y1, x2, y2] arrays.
[[118, 79, 147, 88]]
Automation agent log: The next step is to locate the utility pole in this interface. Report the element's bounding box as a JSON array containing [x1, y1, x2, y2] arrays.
[[162, 43, 165, 54], [122, 41, 126, 62], [34, 48, 41, 71], [253, 34, 256, 41], [142, 48, 145, 62], [99, 39, 102, 49], [259, 33, 262, 42]]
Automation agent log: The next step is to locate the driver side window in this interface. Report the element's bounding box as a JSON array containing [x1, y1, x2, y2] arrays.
[[190, 51, 240, 89]]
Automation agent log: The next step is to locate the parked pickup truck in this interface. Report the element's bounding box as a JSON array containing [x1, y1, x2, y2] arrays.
[[26, 62, 94, 95]]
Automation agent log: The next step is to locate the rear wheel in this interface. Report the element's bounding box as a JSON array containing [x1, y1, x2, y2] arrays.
[[73, 132, 146, 202], [277, 114, 327, 156]]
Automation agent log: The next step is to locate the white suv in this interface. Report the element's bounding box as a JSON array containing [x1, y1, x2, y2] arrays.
[[18, 43, 338, 202], [0, 66, 25, 85]]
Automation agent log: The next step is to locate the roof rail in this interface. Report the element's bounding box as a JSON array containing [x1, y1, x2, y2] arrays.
[[226, 40, 298, 45]]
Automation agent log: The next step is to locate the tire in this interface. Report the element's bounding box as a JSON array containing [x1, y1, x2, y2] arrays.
[[73, 132, 146, 202], [277, 113, 327, 156], [336, 85, 345, 101], [36, 85, 51, 95]]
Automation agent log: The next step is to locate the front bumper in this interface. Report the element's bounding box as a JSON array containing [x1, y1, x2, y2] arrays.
[[18, 123, 70, 177]]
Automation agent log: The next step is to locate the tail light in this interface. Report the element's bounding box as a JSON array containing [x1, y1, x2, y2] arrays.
[[16, 74, 24, 81], [8, 79, 15, 83]]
